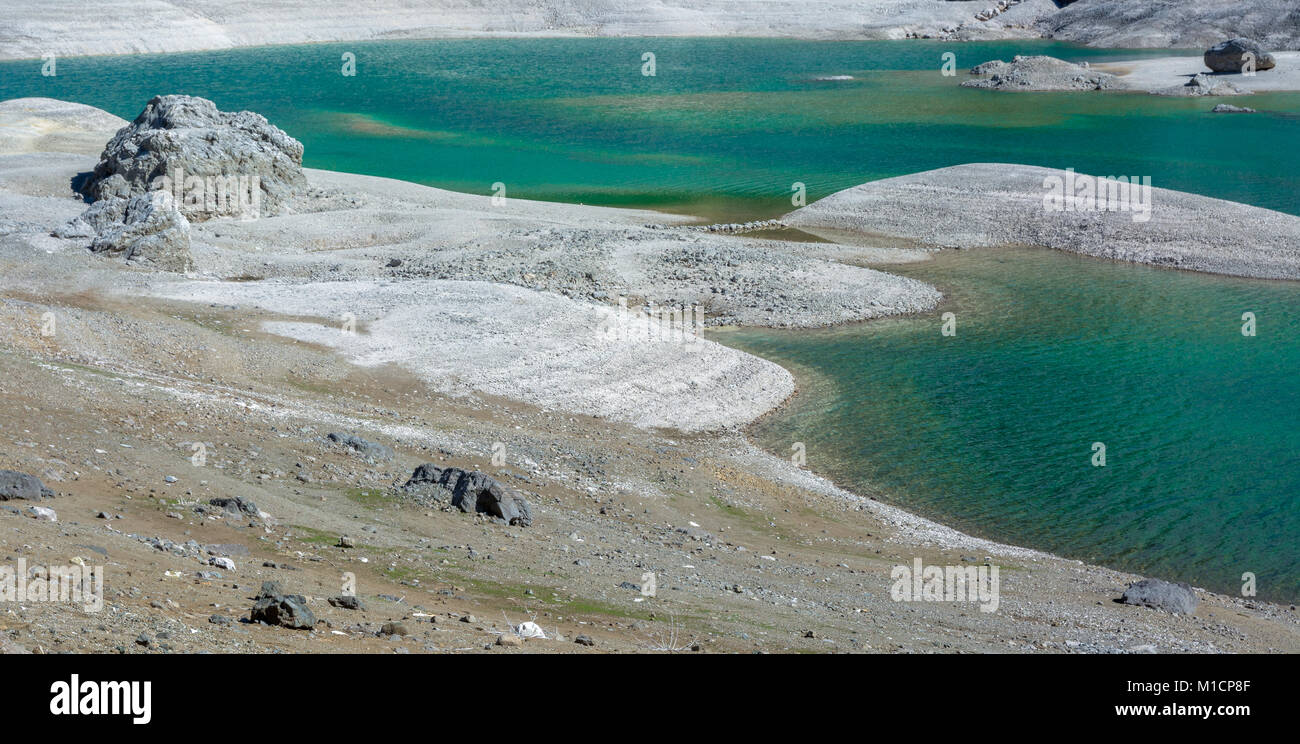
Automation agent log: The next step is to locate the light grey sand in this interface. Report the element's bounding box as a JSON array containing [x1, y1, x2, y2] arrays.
[[4, 0, 1300, 60], [0, 98, 938, 431], [785, 163, 1300, 280], [149, 278, 795, 433], [0, 0, 986, 59], [1095, 52, 1300, 93], [0, 98, 127, 155], [1036, 0, 1300, 50]]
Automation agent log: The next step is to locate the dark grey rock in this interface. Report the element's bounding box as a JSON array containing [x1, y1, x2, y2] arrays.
[[0, 470, 54, 501], [1120, 578, 1199, 614], [256, 581, 283, 598], [209, 496, 259, 518], [250, 585, 316, 629], [1204, 38, 1276, 73], [327, 432, 394, 462], [380, 622, 409, 637], [403, 465, 532, 527], [574, 634, 594, 646], [328, 595, 364, 610]]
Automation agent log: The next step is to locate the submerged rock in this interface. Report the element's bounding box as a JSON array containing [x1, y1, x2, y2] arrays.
[[1120, 578, 1199, 614], [1204, 38, 1276, 73], [0, 470, 55, 501], [403, 464, 532, 527], [1212, 103, 1257, 113]]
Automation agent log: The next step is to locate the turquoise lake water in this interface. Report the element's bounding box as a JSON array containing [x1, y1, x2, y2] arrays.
[[1, 39, 1296, 600], [4, 39, 1300, 220], [723, 248, 1300, 602]]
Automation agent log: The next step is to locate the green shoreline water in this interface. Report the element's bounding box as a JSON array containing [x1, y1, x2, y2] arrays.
[[2, 38, 1296, 600], [720, 247, 1300, 603]]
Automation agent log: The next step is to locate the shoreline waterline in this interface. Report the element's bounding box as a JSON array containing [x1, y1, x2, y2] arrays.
[[720, 246, 1300, 604]]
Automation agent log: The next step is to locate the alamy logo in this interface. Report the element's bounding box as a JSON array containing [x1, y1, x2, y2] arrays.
[[150, 166, 261, 219], [1042, 168, 1152, 223], [1, 558, 103, 612], [597, 297, 703, 349], [891, 558, 1000, 613], [49, 675, 151, 724]]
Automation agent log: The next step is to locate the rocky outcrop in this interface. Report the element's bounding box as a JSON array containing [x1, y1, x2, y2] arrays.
[[403, 464, 533, 526], [79, 95, 305, 220], [56, 95, 306, 272], [0, 470, 54, 501], [1204, 38, 1277, 73], [1119, 578, 1199, 614], [962, 55, 1126, 91], [85, 192, 193, 271]]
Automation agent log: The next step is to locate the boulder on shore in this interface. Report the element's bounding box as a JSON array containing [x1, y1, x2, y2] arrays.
[[1204, 38, 1276, 73], [403, 464, 533, 526], [56, 95, 308, 272], [79, 95, 306, 220], [1119, 578, 1199, 614]]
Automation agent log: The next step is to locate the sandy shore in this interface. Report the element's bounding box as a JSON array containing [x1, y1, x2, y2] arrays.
[[0, 98, 1295, 654], [1095, 52, 1300, 93]]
